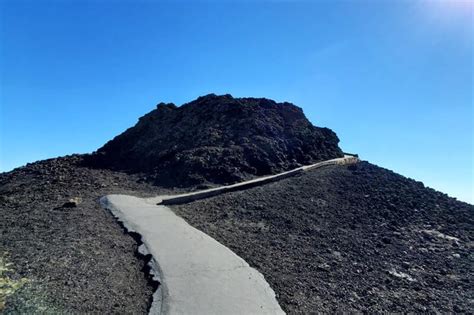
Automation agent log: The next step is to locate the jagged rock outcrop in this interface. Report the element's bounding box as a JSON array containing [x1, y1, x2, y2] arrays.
[[88, 94, 343, 187]]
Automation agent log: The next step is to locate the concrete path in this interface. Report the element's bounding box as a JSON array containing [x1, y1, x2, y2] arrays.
[[155, 155, 358, 205], [101, 195, 285, 315], [100, 155, 359, 314]]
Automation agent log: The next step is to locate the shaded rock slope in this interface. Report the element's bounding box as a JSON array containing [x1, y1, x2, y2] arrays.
[[87, 94, 343, 187], [174, 162, 473, 313]]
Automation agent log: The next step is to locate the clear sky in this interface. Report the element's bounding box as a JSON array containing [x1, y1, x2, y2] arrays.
[[1, 0, 472, 203]]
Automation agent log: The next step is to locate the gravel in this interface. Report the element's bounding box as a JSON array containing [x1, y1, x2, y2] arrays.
[[173, 161, 474, 313], [0, 155, 179, 314], [2, 155, 472, 313]]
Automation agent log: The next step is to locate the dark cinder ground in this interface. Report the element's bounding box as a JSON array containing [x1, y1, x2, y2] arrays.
[[0, 155, 178, 314], [2, 157, 472, 313], [174, 162, 473, 313]]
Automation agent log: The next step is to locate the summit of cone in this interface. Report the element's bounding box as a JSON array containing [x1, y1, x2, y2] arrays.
[[89, 94, 343, 187]]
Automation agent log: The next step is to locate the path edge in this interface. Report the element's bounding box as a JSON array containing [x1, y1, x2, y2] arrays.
[[99, 196, 165, 315], [159, 156, 359, 206]]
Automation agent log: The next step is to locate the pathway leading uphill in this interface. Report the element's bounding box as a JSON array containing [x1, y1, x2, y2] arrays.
[[100, 155, 358, 315]]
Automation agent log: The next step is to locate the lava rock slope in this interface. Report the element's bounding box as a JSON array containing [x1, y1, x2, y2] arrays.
[[2, 93, 471, 313], [173, 162, 473, 313], [87, 94, 343, 187], [0, 156, 176, 313]]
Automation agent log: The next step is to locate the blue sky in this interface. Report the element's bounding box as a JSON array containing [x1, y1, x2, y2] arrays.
[[1, 0, 472, 203]]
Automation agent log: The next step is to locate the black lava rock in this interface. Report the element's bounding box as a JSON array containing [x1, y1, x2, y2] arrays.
[[173, 162, 474, 313], [86, 94, 343, 187]]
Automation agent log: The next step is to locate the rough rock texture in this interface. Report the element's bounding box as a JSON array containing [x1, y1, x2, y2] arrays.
[[3, 93, 471, 313], [88, 94, 343, 187], [174, 162, 474, 313], [0, 155, 178, 314]]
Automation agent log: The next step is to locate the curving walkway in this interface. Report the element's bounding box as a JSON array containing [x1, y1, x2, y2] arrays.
[[101, 195, 284, 315], [100, 155, 358, 315]]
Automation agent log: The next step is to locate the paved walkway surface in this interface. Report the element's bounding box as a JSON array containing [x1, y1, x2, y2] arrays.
[[100, 155, 359, 314], [101, 195, 285, 315]]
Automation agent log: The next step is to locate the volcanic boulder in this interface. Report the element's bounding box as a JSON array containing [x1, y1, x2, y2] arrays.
[[89, 94, 343, 187]]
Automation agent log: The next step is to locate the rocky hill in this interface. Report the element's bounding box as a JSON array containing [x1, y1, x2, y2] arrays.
[[1, 94, 472, 313], [87, 94, 343, 187]]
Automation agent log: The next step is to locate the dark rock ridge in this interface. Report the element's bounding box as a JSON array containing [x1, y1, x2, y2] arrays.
[[88, 94, 343, 187]]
